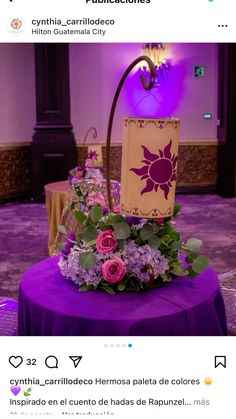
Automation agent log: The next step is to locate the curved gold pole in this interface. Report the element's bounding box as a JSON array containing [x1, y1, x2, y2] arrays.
[[106, 55, 156, 212]]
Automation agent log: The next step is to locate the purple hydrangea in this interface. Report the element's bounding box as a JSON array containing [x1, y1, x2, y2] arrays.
[[59, 239, 169, 288], [59, 247, 106, 287], [122, 241, 169, 283]]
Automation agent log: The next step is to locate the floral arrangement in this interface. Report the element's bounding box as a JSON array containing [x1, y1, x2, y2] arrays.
[[58, 186, 208, 294], [68, 150, 104, 185]]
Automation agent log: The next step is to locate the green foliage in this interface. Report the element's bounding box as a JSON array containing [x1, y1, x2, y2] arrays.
[[173, 203, 181, 217], [86, 239, 97, 247], [126, 276, 144, 292], [140, 223, 154, 241], [186, 268, 198, 278], [109, 214, 125, 224], [192, 255, 208, 273], [170, 239, 182, 251], [160, 273, 171, 282], [75, 186, 83, 197], [79, 252, 96, 269], [148, 235, 161, 249], [58, 225, 67, 235], [98, 221, 107, 231], [161, 234, 171, 245], [89, 205, 103, 223], [79, 285, 96, 291], [117, 239, 125, 251], [170, 264, 188, 277], [70, 201, 77, 211], [65, 184, 209, 293], [99, 283, 116, 295], [113, 221, 130, 240], [117, 281, 126, 291], [82, 226, 97, 243], [74, 210, 87, 223], [185, 238, 203, 252]]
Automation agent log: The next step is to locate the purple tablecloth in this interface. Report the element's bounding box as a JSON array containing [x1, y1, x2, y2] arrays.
[[18, 257, 227, 336]]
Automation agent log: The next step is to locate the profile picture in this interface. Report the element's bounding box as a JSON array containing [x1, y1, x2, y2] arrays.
[[11, 18, 23, 30]]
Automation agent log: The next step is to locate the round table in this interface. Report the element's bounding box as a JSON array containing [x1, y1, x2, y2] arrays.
[[44, 181, 69, 256], [18, 257, 227, 336]]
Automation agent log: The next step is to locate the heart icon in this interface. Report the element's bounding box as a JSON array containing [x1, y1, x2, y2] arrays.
[[11, 386, 21, 396], [9, 356, 23, 368]]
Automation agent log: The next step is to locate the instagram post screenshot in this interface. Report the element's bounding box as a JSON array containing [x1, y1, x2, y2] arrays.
[[0, 0, 236, 417]]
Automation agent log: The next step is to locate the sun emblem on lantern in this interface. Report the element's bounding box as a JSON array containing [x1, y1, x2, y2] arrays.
[[130, 140, 177, 200]]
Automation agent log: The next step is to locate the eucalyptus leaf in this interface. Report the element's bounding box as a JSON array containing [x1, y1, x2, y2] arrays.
[[79, 252, 96, 269], [79, 285, 93, 291], [192, 255, 208, 273], [82, 226, 97, 243], [83, 219, 92, 228], [110, 214, 124, 224], [89, 205, 103, 223], [98, 221, 107, 231], [117, 281, 126, 291], [160, 273, 171, 282], [70, 201, 77, 211], [113, 222, 130, 240], [140, 223, 154, 241], [170, 240, 182, 251], [153, 223, 160, 233], [117, 239, 125, 251], [148, 235, 161, 249], [75, 187, 83, 197], [86, 239, 97, 247], [187, 268, 198, 278], [185, 238, 203, 252], [173, 203, 181, 217], [100, 284, 116, 295], [161, 234, 171, 244], [75, 210, 87, 223], [58, 225, 67, 235], [56, 242, 64, 252], [170, 265, 188, 276]]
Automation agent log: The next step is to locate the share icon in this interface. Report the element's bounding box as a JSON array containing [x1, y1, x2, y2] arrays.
[[69, 356, 83, 368]]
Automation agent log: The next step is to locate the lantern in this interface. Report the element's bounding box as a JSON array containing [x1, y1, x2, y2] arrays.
[[120, 117, 180, 219]]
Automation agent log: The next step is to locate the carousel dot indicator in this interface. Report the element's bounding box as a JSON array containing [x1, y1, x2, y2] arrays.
[[128, 343, 133, 348]]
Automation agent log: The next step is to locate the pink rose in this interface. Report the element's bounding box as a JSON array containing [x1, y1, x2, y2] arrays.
[[154, 218, 164, 227], [96, 229, 117, 254], [113, 206, 121, 214], [75, 169, 83, 180], [102, 257, 126, 283]]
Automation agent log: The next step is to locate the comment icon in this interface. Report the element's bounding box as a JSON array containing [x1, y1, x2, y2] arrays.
[[45, 355, 58, 369]]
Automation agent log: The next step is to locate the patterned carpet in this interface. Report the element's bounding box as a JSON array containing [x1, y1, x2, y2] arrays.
[[0, 195, 236, 334], [0, 202, 48, 300]]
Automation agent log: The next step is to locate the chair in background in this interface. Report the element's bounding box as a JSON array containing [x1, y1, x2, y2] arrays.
[[0, 297, 18, 336], [219, 269, 236, 335]]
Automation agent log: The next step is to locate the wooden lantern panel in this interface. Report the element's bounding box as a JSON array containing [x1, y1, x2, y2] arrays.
[[120, 118, 180, 218]]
